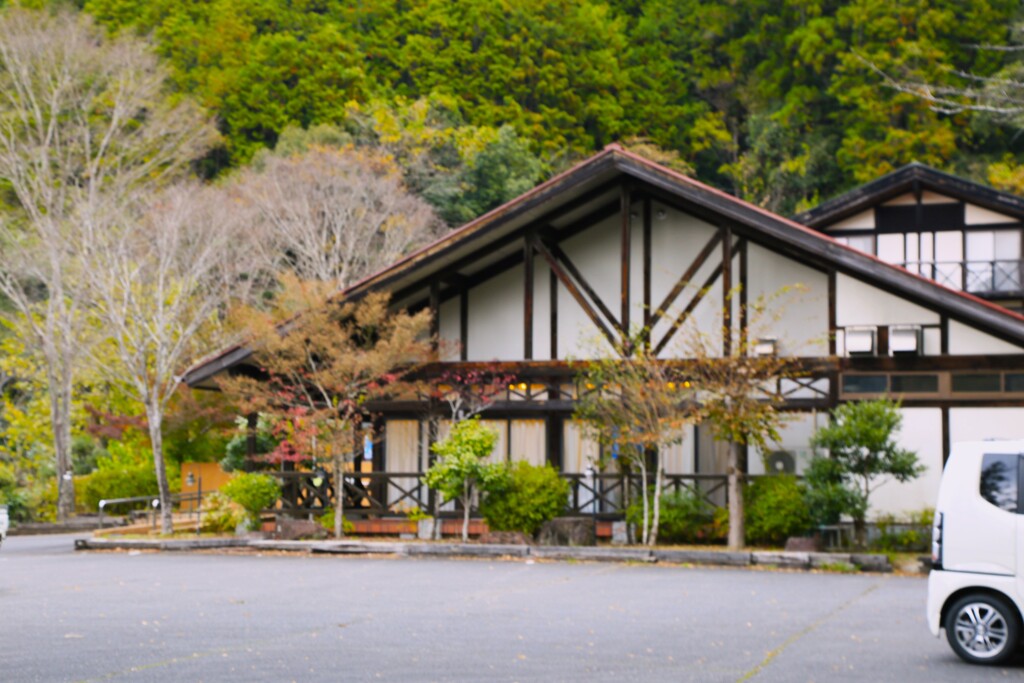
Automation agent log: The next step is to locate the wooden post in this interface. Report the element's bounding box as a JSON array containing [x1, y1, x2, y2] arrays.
[[460, 289, 468, 361], [429, 281, 440, 357], [643, 198, 652, 345], [524, 233, 534, 360], [550, 268, 558, 359], [828, 269, 837, 356], [620, 184, 632, 350], [722, 225, 733, 357]]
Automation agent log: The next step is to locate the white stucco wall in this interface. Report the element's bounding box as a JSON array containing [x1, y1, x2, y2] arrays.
[[466, 265, 524, 361], [867, 408, 944, 518], [557, 215, 620, 358], [745, 243, 829, 356], [835, 273, 940, 327], [947, 319, 1023, 355]]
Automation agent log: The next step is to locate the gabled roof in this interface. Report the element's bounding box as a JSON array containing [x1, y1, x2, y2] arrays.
[[184, 147, 1024, 388], [793, 162, 1024, 229]]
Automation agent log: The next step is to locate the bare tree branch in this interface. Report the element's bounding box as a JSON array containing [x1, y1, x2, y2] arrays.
[[0, 7, 216, 521]]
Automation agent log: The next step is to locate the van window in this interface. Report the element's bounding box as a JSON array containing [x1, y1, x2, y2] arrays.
[[980, 453, 1019, 512]]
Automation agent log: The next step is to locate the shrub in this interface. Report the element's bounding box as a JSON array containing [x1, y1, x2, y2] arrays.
[[480, 461, 569, 536], [744, 475, 812, 546], [316, 507, 354, 535], [77, 460, 159, 511], [221, 473, 281, 528], [872, 508, 934, 553], [626, 488, 717, 544], [200, 492, 245, 533]]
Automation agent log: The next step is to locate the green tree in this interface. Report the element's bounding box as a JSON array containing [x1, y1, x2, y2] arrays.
[[422, 417, 506, 543], [809, 398, 925, 547], [574, 333, 698, 546]]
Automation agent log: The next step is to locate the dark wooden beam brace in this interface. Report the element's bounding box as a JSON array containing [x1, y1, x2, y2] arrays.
[[459, 289, 468, 362], [739, 239, 748, 350], [391, 189, 621, 305], [722, 224, 733, 357], [550, 267, 558, 360], [648, 231, 723, 335], [543, 240, 620, 333], [643, 198, 652, 345], [654, 262, 725, 356], [827, 269, 837, 356], [940, 314, 949, 355], [533, 237, 619, 349], [524, 232, 534, 360], [429, 281, 440, 355], [620, 184, 632, 346]]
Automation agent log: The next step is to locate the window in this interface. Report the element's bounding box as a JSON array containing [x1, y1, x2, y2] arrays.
[[890, 374, 939, 393], [842, 375, 887, 393], [1006, 374, 1024, 392], [952, 374, 1001, 393], [980, 453, 1019, 512]]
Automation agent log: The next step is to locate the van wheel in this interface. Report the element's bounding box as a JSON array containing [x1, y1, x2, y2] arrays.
[[945, 593, 1020, 665]]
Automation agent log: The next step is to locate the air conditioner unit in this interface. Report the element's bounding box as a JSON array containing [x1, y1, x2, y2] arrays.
[[753, 337, 777, 357], [766, 450, 796, 475], [845, 326, 876, 356], [890, 325, 922, 355]]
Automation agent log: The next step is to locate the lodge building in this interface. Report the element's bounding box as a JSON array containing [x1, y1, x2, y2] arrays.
[[185, 146, 1024, 519]]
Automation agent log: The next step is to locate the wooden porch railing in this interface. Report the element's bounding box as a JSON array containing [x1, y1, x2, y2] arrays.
[[270, 470, 743, 519]]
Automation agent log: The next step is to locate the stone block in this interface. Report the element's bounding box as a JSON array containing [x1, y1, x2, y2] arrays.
[[479, 531, 531, 545], [536, 517, 596, 546], [850, 553, 892, 573], [274, 517, 328, 541], [653, 549, 752, 566], [751, 551, 811, 569], [784, 535, 822, 552], [610, 521, 630, 546]]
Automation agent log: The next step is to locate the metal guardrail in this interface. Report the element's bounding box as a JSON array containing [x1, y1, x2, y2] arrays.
[[98, 491, 204, 531]]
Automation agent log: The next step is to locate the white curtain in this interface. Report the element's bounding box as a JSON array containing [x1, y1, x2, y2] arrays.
[[510, 419, 546, 466], [385, 420, 420, 509]]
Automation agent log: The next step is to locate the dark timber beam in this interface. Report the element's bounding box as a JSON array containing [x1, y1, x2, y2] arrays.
[[722, 224, 733, 357], [429, 281, 440, 355], [739, 239, 748, 350], [533, 237, 619, 349], [550, 268, 558, 359], [524, 232, 535, 360], [643, 198, 652, 344], [542, 240, 621, 333], [827, 269, 837, 356], [654, 238, 745, 355], [460, 290, 468, 361], [647, 231, 723, 335], [621, 184, 632, 347]]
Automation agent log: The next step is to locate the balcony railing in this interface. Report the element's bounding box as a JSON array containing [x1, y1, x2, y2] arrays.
[[898, 260, 1024, 295]]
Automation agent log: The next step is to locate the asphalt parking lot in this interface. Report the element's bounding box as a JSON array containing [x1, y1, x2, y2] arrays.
[[1, 533, 1021, 682]]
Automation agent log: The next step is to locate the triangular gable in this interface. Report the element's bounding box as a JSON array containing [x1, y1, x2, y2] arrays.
[[794, 163, 1024, 230], [183, 147, 1024, 387]]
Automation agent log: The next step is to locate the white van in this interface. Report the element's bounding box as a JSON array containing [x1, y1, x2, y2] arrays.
[[928, 440, 1024, 664]]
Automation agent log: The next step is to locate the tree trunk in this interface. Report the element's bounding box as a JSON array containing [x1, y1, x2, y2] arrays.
[[638, 456, 649, 546], [146, 401, 173, 535], [650, 460, 663, 547], [461, 480, 471, 543], [49, 376, 74, 523], [334, 450, 345, 539], [727, 440, 746, 550]]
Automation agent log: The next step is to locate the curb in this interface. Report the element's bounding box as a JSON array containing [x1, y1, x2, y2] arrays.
[[74, 537, 895, 572]]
